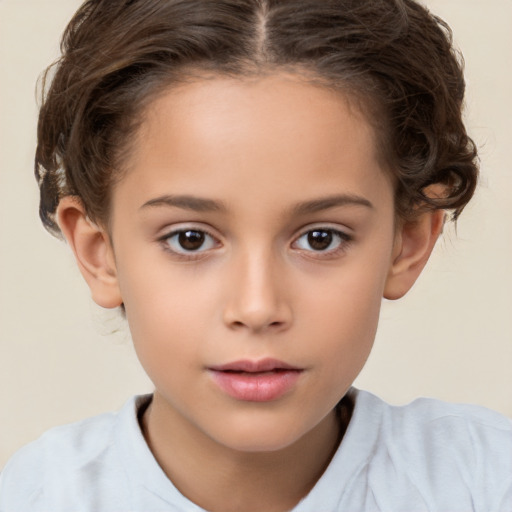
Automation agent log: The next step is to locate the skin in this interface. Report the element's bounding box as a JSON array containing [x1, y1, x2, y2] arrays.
[[58, 73, 444, 512]]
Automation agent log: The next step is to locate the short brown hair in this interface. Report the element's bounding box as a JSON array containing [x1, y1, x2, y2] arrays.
[[36, 0, 478, 236]]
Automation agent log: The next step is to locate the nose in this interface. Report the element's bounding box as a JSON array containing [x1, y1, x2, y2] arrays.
[[222, 248, 292, 334]]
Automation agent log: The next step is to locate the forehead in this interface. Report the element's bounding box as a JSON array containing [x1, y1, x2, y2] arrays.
[[114, 72, 393, 216], [140, 72, 377, 159]]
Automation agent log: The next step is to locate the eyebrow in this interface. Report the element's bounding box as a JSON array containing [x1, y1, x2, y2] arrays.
[[291, 194, 374, 215], [140, 195, 227, 212], [139, 193, 373, 215]]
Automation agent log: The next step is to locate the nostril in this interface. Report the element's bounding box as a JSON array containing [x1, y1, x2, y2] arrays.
[[228, 319, 285, 331]]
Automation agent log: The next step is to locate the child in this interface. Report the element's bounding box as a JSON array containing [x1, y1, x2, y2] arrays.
[[1, 0, 511, 510]]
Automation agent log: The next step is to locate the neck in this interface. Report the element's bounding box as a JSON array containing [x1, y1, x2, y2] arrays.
[[140, 394, 353, 512]]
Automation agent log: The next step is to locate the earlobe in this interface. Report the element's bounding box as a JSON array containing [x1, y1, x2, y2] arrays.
[[57, 196, 123, 309], [384, 209, 445, 300]]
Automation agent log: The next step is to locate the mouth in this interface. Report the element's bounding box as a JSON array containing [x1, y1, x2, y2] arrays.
[[209, 358, 301, 373], [207, 358, 303, 402]]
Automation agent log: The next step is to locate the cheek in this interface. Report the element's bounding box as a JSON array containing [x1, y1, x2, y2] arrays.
[[298, 254, 390, 369], [117, 247, 209, 326], [308, 283, 381, 360], [124, 295, 203, 398], [123, 282, 198, 343], [115, 258, 195, 366], [304, 251, 388, 324]]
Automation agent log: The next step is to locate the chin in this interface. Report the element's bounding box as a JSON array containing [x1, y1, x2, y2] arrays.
[[209, 416, 309, 453]]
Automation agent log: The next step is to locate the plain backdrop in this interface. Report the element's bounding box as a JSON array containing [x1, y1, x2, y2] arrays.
[[1, 0, 511, 469]]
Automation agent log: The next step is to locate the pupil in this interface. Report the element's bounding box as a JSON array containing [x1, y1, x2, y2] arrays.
[[308, 231, 332, 251], [308, 230, 332, 250], [179, 230, 205, 250]]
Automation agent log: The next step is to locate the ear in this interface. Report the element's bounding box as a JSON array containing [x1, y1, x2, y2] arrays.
[[57, 196, 123, 309], [384, 209, 445, 300]]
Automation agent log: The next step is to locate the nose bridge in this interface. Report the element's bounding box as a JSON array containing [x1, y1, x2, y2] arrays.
[[223, 241, 290, 332]]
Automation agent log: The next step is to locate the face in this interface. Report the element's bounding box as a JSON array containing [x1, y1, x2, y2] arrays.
[[108, 73, 397, 452]]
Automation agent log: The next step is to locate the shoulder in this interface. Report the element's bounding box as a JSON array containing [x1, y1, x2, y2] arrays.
[[355, 388, 512, 438], [352, 389, 512, 510], [0, 396, 144, 511], [373, 391, 512, 453], [357, 389, 512, 466]]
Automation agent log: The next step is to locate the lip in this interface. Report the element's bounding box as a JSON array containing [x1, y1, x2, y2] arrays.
[[208, 358, 303, 402]]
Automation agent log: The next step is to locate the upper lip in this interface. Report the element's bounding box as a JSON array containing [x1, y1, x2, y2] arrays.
[[208, 358, 302, 373]]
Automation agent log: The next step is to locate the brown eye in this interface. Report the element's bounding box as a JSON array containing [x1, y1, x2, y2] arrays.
[[307, 230, 333, 251], [178, 230, 205, 251], [293, 228, 351, 254], [162, 229, 217, 254]]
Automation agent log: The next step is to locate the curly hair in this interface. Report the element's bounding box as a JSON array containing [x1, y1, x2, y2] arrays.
[[36, 0, 478, 236]]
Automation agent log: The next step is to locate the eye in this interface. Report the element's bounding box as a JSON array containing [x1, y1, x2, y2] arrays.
[[293, 228, 351, 253], [162, 229, 217, 254]]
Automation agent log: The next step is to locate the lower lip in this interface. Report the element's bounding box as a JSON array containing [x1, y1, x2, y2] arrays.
[[209, 370, 302, 402]]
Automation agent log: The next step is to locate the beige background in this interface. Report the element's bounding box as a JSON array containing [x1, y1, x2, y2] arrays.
[[1, 0, 511, 469]]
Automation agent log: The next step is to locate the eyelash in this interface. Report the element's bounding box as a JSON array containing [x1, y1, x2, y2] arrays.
[[158, 227, 220, 260], [158, 226, 353, 260], [292, 227, 353, 259]]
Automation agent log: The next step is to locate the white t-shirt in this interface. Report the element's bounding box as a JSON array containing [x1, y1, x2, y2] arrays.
[[1, 388, 511, 511]]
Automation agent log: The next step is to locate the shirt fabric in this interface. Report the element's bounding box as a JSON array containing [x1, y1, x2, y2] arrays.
[[1, 388, 511, 512]]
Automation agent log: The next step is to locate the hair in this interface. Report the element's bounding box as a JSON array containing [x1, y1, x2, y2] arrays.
[[36, 0, 478, 236]]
